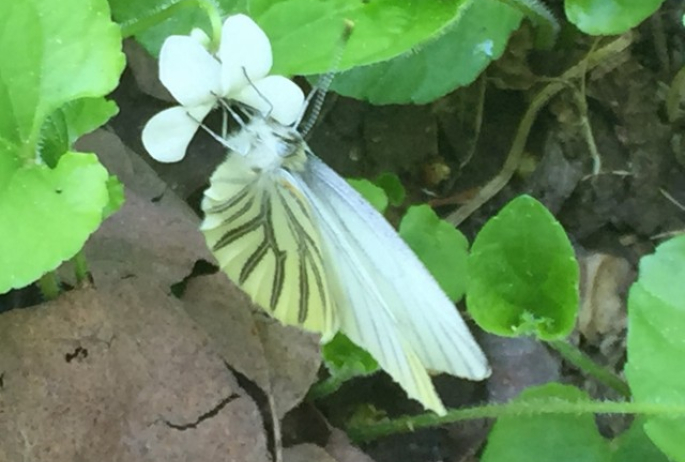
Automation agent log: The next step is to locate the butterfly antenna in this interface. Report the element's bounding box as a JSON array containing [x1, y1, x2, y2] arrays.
[[213, 92, 248, 130], [185, 110, 242, 152], [241, 66, 275, 118], [298, 19, 354, 137]]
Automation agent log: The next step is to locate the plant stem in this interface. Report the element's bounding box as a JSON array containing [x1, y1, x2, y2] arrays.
[[73, 250, 89, 285], [547, 339, 631, 398], [38, 272, 60, 300], [496, 0, 559, 49], [119, 0, 222, 40], [445, 33, 634, 226], [308, 370, 358, 401], [196, 0, 223, 49], [347, 399, 685, 443]]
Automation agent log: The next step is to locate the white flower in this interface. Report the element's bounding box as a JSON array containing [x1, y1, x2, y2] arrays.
[[142, 14, 305, 163]]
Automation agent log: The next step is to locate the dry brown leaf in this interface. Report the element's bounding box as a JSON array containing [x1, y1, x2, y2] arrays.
[[182, 274, 321, 418], [124, 39, 174, 102], [0, 283, 269, 462], [325, 428, 377, 462], [79, 129, 322, 417], [284, 444, 338, 462], [578, 253, 633, 344]]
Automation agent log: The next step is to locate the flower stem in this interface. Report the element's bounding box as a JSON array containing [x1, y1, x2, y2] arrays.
[[347, 399, 685, 443], [547, 339, 631, 398], [196, 0, 223, 49], [38, 272, 60, 300]]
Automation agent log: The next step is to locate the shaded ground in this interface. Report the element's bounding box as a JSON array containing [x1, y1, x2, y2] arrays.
[[2, 2, 685, 461]]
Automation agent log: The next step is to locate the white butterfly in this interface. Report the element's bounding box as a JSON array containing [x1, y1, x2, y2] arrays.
[[144, 14, 490, 415]]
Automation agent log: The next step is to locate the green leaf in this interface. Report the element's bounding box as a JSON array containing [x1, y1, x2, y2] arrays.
[[0, 0, 124, 153], [611, 418, 672, 462], [120, 0, 469, 75], [482, 383, 612, 462], [0, 0, 124, 294], [565, 0, 665, 35], [467, 195, 579, 340], [625, 235, 685, 461], [0, 153, 110, 294], [330, 0, 523, 104], [103, 175, 126, 219], [313, 333, 379, 401], [374, 172, 406, 207], [40, 98, 119, 167], [399, 205, 469, 302], [323, 332, 379, 377], [348, 178, 388, 214], [258, 0, 470, 75]]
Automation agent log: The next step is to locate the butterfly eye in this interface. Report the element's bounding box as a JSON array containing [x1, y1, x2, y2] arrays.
[[276, 140, 300, 159]]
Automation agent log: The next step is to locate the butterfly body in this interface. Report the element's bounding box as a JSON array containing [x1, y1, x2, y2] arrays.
[[201, 115, 490, 414]]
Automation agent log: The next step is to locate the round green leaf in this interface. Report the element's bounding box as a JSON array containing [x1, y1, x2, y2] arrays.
[[348, 178, 388, 214], [0, 153, 110, 294], [625, 235, 685, 461], [467, 195, 578, 340], [565, 0, 664, 35], [374, 172, 406, 207], [330, 0, 523, 104], [482, 383, 611, 462], [399, 205, 469, 302]]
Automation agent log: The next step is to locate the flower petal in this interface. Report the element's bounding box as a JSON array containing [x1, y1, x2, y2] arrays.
[[219, 14, 272, 95], [159, 36, 221, 107], [142, 104, 213, 162], [235, 75, 305, 126]]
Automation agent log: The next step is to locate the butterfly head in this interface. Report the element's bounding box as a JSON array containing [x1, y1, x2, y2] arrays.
[[225, 116, 307, 173]]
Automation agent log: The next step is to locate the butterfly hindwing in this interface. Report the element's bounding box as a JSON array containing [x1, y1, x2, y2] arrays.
[[201, 151, 337, 339], [293, 153, 490, 414]]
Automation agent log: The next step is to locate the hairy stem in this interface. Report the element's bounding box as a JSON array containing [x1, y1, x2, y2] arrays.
[[348, 399, 683, 442], [547, 339, 631, 398]]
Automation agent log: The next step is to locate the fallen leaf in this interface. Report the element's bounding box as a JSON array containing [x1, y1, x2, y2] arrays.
[[578, 253, 632, 346], [0, 283, 269, 462], [284, 444, 338, 462], [80, 129, 322, 417]]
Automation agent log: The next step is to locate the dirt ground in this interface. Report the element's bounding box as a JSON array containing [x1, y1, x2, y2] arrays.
[[2, 2, 685, 461]]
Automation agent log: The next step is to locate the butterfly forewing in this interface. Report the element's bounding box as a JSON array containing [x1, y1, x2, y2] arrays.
[[201, 148, 337, 339]]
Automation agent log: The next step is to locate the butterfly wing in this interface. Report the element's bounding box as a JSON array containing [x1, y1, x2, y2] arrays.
[[201, 151, 338, 339], [293, 153, 490, 414]]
